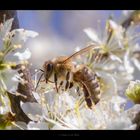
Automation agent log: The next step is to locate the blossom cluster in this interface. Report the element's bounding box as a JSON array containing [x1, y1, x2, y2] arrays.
[[0, 18, 38, 129]]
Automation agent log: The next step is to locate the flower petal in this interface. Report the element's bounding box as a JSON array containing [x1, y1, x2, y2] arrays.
[[14, 48, 31, 60], [124, 50, 134, 73], [108, 20, 124, 47], [97, 71, 117, 99], [84, 28, 101, 44], [110, 54, 122, 63], [0, 18, 14, 38], [132, 58, 140, 71], [11, 121, 27, 130], [20, 102, 42, 121], [27, 121, 48, 130]]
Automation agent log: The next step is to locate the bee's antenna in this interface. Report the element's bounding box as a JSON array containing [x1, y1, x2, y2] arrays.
[[39, 69, 44, 72], [31, 69, 44, 77]]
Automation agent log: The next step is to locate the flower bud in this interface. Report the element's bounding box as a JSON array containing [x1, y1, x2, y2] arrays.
[[125, 80, 140, 104]]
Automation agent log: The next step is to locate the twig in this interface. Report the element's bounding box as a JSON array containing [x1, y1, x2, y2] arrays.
[[121, 10, 140, 29]]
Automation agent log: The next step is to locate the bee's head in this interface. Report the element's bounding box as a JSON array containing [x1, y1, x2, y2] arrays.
[[43, 61, 54, 83]]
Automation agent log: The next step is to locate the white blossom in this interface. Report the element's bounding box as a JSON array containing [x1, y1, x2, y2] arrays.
[[11, 29, 38, 45], [21, 82, 135, 130], [84, 19, 124, 51]]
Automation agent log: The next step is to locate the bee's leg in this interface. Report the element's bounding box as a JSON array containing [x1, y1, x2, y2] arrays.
[[69, 82, 73, 89], [54, 73, 58, 93], [82, 83, 93, 109], [76, 86, 79, 92], [58, 81, 63, 90], [66, 71, 70, 81], [65, 81, 69, 91], [76, 86, 80, 96], [65, 71, 70, 91]]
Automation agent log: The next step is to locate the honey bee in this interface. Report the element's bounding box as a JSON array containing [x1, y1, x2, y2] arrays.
[[36, 44, 101, 109]]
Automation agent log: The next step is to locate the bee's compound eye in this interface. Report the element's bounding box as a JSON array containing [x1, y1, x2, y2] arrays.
[[47, 63, 53, 72]]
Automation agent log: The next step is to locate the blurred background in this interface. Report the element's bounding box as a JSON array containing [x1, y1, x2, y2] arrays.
[[17, 10, 125, 68]]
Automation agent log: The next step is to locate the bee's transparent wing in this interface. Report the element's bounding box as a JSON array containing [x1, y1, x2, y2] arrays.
[[62, 44, 99, 64]]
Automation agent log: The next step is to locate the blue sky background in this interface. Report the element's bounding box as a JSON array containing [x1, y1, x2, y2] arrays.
[[17, 10, 122, 40]]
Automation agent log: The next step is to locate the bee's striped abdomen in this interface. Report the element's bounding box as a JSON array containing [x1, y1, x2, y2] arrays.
[[74, 66, 101, 108]]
